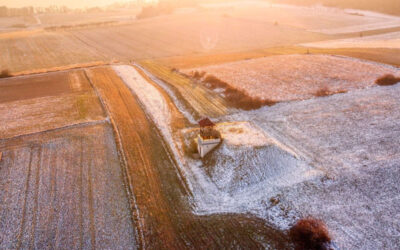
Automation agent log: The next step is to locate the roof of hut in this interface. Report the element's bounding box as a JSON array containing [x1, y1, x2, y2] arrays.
[[198, 118, 215, 127]]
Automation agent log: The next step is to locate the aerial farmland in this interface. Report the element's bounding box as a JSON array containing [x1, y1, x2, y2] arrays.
[[1, 0, 400, 249]]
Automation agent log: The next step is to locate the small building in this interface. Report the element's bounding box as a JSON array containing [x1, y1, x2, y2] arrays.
[[197, 118, 221, 158]]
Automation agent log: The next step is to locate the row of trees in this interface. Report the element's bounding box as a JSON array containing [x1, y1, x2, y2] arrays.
[[137, 0, 198, 19], [0, 5, 115, 17], [0, 6, 34, 17]]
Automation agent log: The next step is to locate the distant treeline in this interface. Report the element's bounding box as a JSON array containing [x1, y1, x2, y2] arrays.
[[270, 0, 400, 15], [137, 0, 198, 19], [44, 21, 118, 31], [0, 6, 35, 17], [0, 5, 115, 18]]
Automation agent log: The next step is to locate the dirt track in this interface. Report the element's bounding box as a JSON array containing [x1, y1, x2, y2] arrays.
[[87, 66, 290, 249]]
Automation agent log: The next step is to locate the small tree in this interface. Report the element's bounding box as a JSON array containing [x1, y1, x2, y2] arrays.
[[289, 217, 332, 250], [0, 69, 11, 78], [375, 74, 400, 86]]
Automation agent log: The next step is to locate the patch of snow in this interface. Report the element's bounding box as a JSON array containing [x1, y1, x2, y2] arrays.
[[113, 65, 171, 137], [224, 84, 400, 249], [216, 122, 270, 147], [134, 63, 197, 124]]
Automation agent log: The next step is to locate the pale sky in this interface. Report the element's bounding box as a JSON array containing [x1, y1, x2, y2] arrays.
[[0, 0, 138, 8]]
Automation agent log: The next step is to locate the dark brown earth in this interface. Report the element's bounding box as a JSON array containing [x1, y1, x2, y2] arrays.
[[0, 69, 91, 104]]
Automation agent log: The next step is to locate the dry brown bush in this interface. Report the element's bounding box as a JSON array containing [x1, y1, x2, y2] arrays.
[[192, 70, 206, 80], [289, 217, 332, 250], [201, 74, 276, 110], [314, 87, 331, 97], [137, 2, 174, 19], [0, 69, 11, 78], [203, 74, 228, 89], [375, 74, 400, 86]]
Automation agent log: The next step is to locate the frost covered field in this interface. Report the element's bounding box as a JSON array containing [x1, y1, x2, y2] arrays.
[[185, 54, 400, 102], [223, 84, 400, 249], [302, 31, 400, 49], [131, 62, 400, 248], [202, 1, 400, 34]]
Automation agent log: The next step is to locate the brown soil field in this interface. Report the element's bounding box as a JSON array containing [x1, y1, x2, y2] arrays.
[[0, 69, 106, 139], [0, 124, 137, 249], [0, 69, 91, 103], [87, 66, 289, 248], [0, 31, 104, 73], [0, 7, 330, 75], [71, 11, 328, 59], [183, 54, 400, 103]]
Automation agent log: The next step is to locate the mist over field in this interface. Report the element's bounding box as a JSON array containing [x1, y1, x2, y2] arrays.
[[0, 0, 134, 8]]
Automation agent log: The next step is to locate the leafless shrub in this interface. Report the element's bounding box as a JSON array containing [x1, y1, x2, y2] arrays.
[[44, 21, 117, 31], [10, 23, 27, 28], [199, 74, 276, 110], [203, 74, 227, 88], [314, 87, 331, 97], [191, 70, 206, 80], [289, 217, 332, 250], [0, 69, 11, 78], [375, 74, 400, 86], [137, 2, 174, 19]]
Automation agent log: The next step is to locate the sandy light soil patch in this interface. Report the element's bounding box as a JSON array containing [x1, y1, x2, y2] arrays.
[[185, 54, 400, 102]]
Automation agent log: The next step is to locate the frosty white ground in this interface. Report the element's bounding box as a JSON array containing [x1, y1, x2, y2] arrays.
[[184, 54, 400, 102], [116, 65, 400, 249], [226, 84, 400, 249]]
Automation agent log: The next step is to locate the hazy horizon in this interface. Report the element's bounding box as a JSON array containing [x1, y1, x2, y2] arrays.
[[0, 0, 139, 8]]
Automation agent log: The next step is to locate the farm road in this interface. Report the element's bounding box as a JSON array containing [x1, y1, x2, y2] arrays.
[[87, 66, 289, 249]]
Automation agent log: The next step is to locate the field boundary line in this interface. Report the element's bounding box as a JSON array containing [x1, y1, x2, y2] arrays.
[[0, 120, 108, 143], [120, 64, 193, 197], [83, 69, 145, 249], [16, 150, 32, 249], [29, 146, 42, 249], [3, 63, 110, 80]]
